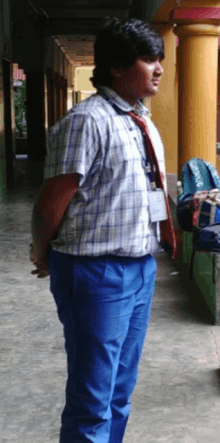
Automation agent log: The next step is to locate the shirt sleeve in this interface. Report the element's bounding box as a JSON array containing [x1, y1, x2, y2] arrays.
[[44, 111, 102, 185]]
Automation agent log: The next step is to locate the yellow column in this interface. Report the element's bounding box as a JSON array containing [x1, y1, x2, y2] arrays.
[[151, 24, 178, 174], [174, 23, 220, 174]]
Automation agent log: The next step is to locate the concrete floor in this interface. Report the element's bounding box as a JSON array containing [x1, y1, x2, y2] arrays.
[[1, 176, 220, 442]]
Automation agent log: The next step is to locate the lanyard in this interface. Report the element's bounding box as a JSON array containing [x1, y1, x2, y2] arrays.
[[143, 133, 157, 190]]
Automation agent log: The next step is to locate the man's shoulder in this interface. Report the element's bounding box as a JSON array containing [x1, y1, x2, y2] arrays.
[[47, 93, 117, 142], [69, 93, 116, 121]]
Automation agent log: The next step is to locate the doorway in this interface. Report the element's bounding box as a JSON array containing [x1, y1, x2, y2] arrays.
[[2, 58, 14, 191]]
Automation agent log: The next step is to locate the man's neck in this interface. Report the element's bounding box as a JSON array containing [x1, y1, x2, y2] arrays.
[[110, 81, 138, 106]]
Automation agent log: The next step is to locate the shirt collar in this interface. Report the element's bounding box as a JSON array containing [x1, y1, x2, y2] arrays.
[[98, 86, 151, 117]]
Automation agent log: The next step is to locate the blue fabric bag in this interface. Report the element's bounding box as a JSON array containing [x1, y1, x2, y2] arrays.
[[192, 222, 220, 252], [177, 158, 220, 232], [177, 193, 194, 231]]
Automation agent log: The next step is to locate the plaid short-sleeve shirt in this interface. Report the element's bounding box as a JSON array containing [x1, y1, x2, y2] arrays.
[[44, 86, 166, 257]]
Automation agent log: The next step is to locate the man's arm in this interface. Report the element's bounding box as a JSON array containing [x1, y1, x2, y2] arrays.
[[31, 173, 79, 261]]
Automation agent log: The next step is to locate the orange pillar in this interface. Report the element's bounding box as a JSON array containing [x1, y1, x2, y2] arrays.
[[171, 9, 220, 175], [151, 24, 178, 175]]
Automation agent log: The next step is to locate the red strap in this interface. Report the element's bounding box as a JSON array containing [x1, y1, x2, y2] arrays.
[[129, 111, 176, 259]]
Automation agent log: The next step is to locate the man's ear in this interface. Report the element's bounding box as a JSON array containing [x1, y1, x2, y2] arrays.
[[110, 67, 124, 78]]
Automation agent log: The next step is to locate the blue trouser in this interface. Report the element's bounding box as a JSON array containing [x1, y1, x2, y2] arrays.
[[49, 251, 157, 443]]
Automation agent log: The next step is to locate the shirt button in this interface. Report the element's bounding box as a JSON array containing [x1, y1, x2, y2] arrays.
[[145, 164, 151, 173]]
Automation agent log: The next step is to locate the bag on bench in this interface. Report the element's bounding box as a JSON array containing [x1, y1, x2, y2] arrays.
[[177, 158, 220, 232], [192, 222, 220, 252]]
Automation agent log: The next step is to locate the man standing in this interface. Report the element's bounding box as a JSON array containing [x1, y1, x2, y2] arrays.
[[30, 17, 175, 443]]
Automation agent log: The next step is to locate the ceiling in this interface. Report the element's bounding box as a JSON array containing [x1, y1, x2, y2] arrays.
[[31, 0, 141, 35], [28, 0, 141, 66], [56, 35, 95, 66], [29, 0, 152, 66], [14, 0, 166, 67]]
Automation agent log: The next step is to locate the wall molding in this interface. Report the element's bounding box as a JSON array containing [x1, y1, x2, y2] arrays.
[[170, 7, 220, 25]]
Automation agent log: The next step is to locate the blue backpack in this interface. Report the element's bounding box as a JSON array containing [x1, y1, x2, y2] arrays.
[[177, 158, 220, 232]]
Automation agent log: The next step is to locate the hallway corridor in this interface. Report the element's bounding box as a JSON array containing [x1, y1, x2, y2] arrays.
[[1, 183, 220, 443]]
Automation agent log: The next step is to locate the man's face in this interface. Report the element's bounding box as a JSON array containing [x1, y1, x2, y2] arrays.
[[111, 56, 164, 105]]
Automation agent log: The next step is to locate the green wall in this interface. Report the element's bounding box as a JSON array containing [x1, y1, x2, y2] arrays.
[[131, 0, 166, 22], [148, 0, 167, 21], [0, 61, 6, 200]]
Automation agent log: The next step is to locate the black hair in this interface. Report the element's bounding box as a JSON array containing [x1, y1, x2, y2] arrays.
[[91, 17, 164, 88]]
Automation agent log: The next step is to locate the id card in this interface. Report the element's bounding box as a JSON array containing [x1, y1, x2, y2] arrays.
[[148, 189, 168, 222]]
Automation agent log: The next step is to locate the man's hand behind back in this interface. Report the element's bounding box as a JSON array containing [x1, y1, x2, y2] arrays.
[[29, 242, 49, 278], [30, 173, 79, 279]]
